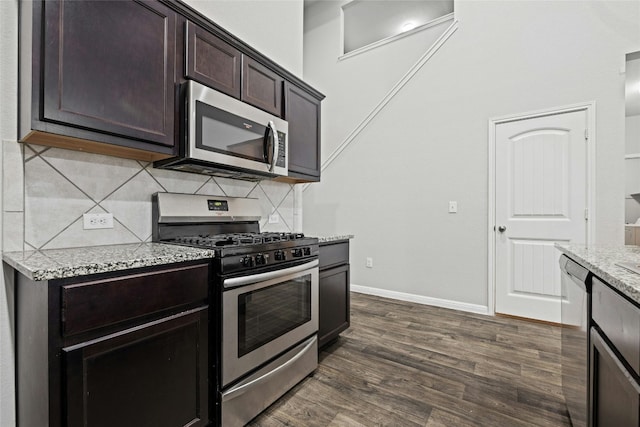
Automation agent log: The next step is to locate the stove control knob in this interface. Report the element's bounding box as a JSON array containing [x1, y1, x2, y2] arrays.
[[241, 256, 254, 267], [303, 247, 311, 256], [274, 250, 286, 261], [292, 248, 303, 258], [255, 254, 266, 265]]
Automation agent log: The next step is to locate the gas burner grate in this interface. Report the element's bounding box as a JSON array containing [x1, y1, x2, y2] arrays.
[[171, 232, 306, 248]]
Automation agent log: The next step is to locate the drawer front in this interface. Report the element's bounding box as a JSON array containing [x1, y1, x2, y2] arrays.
[[592, 278, 640, 375], [62, 263, 209, 336], [319, 242, 349, 269]]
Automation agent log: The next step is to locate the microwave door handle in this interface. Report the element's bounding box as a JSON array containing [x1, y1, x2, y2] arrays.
[[263, 123, 272, 165], [268, 121, 278, 172]]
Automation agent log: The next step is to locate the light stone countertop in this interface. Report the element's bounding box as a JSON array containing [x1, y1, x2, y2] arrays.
[[556, 244, 640, 305], [316, 234, 354, 243], [2, 243, 215, 282]]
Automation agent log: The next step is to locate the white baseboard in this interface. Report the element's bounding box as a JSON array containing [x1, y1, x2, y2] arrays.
[[350, 284, 489, 315]]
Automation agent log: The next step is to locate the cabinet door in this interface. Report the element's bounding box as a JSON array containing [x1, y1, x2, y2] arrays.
[[284, 82, 321, 181], [64, 308, 209, 427], [627, 227, 635, 245], [43, 0, 176, 147], [319, 264, 350, 349], [185, 21, 241, 99], [242, 57, 283, 117], [590, 328, 640, 427]]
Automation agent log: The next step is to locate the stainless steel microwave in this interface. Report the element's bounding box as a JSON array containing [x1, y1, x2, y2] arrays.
[[155, 80, 288, 180]]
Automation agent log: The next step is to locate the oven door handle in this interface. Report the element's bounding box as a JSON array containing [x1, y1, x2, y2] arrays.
[[221, 335, 317, 402], [223, 259, 319, 289]]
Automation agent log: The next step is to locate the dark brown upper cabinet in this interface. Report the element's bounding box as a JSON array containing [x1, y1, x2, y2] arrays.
[[42, 0, 177, 147], [21, 0, 178, 161], [185, 22, 283, 117], [185, 21, 242, 99], [21, 0, 325, 174], [242, 57, 284, 117], [284, 82, 322, 181]]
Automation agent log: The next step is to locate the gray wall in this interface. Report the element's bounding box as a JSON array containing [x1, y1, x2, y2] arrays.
[[302, 0, 640, 309]]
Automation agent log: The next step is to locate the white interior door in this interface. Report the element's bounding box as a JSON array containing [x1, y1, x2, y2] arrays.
[[495, 109, 588, 322]]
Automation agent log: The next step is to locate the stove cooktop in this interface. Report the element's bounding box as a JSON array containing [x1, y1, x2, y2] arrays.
[[170, 232, 307, 248], [166, 232, 319, 274]]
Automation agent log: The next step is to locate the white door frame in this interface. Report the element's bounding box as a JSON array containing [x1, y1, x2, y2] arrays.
[[487, 102, 596, 316]]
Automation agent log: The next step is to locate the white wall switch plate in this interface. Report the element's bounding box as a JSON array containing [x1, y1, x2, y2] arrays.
[[268, 213, 280, 224], [366, 257, 373, 268], [83, 213, 114, 229], [448, 201, 458, 213]]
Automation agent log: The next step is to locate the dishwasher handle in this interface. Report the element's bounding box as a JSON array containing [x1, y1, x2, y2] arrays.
[[559, 254, 591, 284]]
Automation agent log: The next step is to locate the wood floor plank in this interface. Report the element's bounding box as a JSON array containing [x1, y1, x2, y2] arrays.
[[327, 413, 370, 427], [248, 292, 571, 427], [424, 408, 483, 427]]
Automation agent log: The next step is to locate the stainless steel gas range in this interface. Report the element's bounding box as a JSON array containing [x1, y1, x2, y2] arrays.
[[152, 192, 318, 427]]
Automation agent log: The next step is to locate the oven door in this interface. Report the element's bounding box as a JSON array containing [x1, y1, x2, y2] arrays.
[[188, 80, 288, 177], [221, 259, 318, 387]]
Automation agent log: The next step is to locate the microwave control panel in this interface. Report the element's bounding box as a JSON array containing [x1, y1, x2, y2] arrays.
[[276, 131, 286, 167]]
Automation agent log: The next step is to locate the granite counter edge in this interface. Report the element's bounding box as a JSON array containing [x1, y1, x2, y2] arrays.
[[3, 245, 216, 282], [317, 234, 354, 243], [556, 245, 640, 305]]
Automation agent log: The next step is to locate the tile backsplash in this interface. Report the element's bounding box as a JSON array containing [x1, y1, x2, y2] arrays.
[[2, 141, 300, 252]]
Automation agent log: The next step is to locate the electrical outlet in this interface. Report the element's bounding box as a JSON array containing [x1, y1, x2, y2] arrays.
[[83, 213, 114, 230], [448, 201, 458, 213], [366, 257, 373, 268], [268, 214, 280, 224]]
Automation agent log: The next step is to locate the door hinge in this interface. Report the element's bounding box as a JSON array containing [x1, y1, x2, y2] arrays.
[[584, 129, 589, 141], [584, 208, 589, 220]]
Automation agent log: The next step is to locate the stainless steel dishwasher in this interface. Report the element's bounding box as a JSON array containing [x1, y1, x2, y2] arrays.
[[560, 254, 592, 427]]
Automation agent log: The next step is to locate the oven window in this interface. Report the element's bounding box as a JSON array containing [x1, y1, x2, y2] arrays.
[[238, 276, 312, 357], [196, 101, 267, 162]]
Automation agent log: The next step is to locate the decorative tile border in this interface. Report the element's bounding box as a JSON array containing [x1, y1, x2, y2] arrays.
[[2, 141, 300, 251]]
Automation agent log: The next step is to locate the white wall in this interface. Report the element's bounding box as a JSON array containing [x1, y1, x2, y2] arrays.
[[303, 0, 640, 309], [0, 0, 18, 427], [625, 114, 640, 223], [184, 0, 304, 78], [0, 0, 18, 424], [0, 1, 303, 425]]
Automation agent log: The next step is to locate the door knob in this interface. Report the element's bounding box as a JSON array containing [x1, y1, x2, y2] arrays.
[[497, 226, 507, 232]]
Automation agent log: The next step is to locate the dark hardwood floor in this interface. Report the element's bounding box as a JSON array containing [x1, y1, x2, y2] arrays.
[[249, 292, 571, 427]]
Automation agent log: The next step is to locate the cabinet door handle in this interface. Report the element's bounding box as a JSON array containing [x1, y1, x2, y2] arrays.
[[497, 225, 507, 233]]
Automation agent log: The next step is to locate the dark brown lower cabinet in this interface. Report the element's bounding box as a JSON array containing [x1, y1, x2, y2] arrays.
[[13, 261, 211, 427], [64, 309, 208, 427], [590, 328, 640, 427], [590, 278, 640, 427], [318, 240, 350, 349]]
